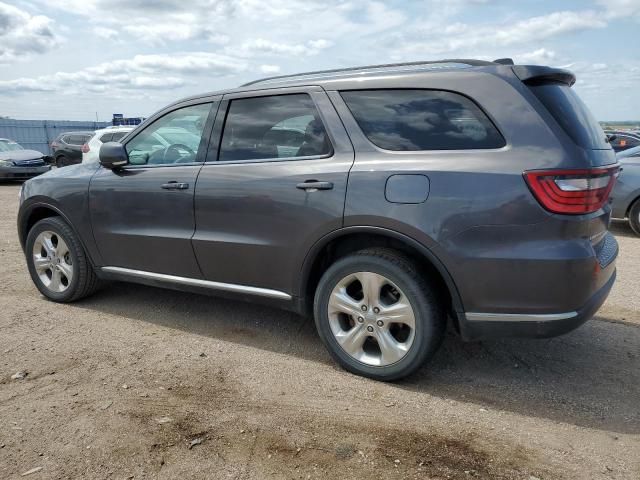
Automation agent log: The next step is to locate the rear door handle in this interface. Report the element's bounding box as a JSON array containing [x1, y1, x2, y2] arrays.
[[296, 181, 334, 191], [161, 181, 189, 190]]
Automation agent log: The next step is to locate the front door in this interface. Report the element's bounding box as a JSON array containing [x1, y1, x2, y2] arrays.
[[192, 87, 355, 297], [90, 101, 215, 278]]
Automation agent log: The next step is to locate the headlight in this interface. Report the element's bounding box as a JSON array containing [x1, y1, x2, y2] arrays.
[[0, 159, 12, 166]]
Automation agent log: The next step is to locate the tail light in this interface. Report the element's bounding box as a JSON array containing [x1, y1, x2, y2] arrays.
[[51, 142, 58, 149], [524, 166, 619, 214], [81, 143, 90, 153]]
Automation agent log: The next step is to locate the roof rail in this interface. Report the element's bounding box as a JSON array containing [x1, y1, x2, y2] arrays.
[[241, 58, 495, 87]]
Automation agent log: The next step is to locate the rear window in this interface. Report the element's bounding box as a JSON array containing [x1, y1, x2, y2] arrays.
[[340, 89, 505, 151], [528, 83, 609, 149]]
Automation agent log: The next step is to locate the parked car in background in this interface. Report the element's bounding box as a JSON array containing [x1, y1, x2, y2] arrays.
[[18, 59, 619, 381], [50, 131, 94, 167], [604, 130, 640, 152], [612, 145, 640, 235], [0, 138, 51, 180], [82, 126, 135, 163]]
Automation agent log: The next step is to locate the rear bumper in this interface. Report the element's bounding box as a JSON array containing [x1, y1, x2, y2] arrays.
[[460, 268, 616, 341], [0, 165, 50, 179]]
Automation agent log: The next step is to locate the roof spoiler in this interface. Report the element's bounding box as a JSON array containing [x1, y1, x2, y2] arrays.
[[512, 65, 576, 86]]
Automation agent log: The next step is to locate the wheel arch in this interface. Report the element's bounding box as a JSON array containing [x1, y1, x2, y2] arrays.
[[299, 226, 464, 328], [18, 202, 96, 268]]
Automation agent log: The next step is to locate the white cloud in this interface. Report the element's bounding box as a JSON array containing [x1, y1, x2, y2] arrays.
[[0, 2, 60, 63], [392, 10, 607, 56], [235, 38, 332, 57], [0, 52, 248, 94], [259, 64, 281, 74], [596, 0, 640, 19], [513, 48, 557, 65]]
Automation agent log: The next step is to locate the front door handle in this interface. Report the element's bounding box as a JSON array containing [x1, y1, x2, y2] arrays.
[[296, 181, 334, 191], [161, 181, 189, 190]]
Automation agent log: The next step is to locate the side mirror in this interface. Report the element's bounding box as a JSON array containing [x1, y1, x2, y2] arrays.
[[99, 142, 129, 169]]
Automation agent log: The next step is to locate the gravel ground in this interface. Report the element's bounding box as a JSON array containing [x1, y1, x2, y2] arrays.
[[0, 183, 639, 479]]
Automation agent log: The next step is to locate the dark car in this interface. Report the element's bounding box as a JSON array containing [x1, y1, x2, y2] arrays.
[[0, 138, 51, 180], [604, 130, 640, 152], [17, 59, 619, 381], [50, 131, 94, 167], [611, 145, 640, 234]]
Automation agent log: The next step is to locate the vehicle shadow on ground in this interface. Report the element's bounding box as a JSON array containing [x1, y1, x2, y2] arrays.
[[77, 280, 640, 436]]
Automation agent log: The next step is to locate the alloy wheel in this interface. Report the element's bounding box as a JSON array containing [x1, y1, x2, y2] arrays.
[[327, 271, 416, 366], [32, 230, 74, 293]]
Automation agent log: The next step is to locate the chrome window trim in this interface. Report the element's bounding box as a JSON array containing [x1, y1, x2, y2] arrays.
[[101, 266, 292, 300]]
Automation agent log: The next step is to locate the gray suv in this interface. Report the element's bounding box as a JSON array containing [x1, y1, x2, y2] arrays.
[[17, 59, 619, 380]]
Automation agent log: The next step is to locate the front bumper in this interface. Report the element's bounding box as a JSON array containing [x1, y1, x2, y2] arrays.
[[459, 269, 616, 341], [0, 165, 51, 180]]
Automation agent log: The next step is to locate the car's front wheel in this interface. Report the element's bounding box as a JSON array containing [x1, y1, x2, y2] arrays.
[[313, 248, 445, 381], [25, 217, 100, 302]]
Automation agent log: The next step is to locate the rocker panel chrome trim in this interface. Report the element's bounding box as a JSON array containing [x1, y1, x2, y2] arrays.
[[101, 266, 292, 300], [465, 311, 578, 322]]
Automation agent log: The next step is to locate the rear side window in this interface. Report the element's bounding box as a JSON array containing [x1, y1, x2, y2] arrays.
[[340, 89, 505, 151], [219, 94, 332, 162], [528, 83, 609, 149], [99, 133, 113, 143], [66, 135, 87, 145]]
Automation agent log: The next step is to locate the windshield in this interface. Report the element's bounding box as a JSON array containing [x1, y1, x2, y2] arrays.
[[0, 140, 24, 152]]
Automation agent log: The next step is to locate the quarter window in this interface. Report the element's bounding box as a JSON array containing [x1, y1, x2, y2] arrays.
[[125, 103, 211, 165], [341, 89, 505, 151], [219, 94, 331, 162]]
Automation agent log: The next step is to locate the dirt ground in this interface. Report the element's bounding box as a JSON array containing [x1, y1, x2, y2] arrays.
[[1, 183, 639, 480]]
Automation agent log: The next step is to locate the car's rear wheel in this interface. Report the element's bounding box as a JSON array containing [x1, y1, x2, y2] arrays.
[[26, 217, 100, 302], [313, 248, 445, 381], [629, 198, 640, 236]]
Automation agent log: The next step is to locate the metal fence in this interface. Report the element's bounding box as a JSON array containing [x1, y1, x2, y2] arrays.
[[0, 119, 110, 155]]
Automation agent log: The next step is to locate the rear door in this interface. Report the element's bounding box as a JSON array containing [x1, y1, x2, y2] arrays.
[[90, 100, 216, 277], [192, 86, 354, 297]]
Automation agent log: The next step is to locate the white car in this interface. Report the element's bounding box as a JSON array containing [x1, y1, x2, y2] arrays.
[[82, 126, 135, 163]]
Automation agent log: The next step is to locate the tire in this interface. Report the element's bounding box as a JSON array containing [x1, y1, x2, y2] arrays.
[[25, 217, 101, 302], [313, 248, 445, 381], [629, 198, 640, 236], [55, 155, 68, 168]]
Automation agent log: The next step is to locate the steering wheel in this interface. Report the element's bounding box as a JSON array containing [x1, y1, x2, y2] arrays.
[[162, 143, 196, 163]]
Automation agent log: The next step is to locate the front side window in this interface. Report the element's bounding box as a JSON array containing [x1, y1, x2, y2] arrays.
[[341, 89, 505, 151], [126, 103, 211, 165], [219, 94, 331, 162]]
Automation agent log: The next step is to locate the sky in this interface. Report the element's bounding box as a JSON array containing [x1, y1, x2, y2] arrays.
[[0, 0, 639, 121]]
